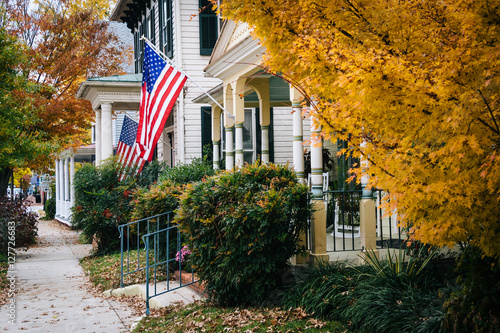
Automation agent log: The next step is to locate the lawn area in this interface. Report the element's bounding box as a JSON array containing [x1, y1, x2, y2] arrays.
[[81, 250, 354, 332], [134, 301, 351, 333], [80, 249, 169, 292]]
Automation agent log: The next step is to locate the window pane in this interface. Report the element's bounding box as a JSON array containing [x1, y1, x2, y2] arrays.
[[243, 109, 253, 150]]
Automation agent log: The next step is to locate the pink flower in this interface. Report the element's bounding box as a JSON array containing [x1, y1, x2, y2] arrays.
[[175, 245, 191, 262]]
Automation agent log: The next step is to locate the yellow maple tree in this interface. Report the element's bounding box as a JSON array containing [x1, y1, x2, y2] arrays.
[[221, 0, 500, 258]]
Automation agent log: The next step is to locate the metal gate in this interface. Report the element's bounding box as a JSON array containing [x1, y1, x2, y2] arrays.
[[325, 190, 404, 253], [118, 212, 198, 314]]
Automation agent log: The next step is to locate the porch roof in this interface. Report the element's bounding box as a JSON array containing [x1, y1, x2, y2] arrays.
[[76, 74, 142, 111], [192, 75, 291, 107]]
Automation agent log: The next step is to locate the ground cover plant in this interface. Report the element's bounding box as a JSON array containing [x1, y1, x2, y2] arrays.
[[133, 300, 351, 333], [281, 249, 465, 333], [176, 162, 311, 306]]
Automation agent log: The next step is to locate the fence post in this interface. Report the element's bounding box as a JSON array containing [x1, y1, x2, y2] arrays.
[[308, 199, 329, 264], [359, 198, 379, 264], [358, 145, 379, 263]]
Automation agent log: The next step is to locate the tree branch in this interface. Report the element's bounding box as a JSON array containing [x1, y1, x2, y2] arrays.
[[478, 89, 500, 135]]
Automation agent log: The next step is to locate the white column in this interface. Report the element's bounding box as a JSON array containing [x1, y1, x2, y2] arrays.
[[310, 112, 323, 199], [292, 101, 305, 183], [223, 83, 235, 170], [70, 156, 75, 204], [64, 158, 70, 201], [225, 127, 234, 170], [235, 123, 243, 167], [232, 78, 245, 168], [95, 109, 102, 165], [55, 159, 60, 202], [101, 103, 113, 162], [261, 126, 270, 164], [59, 158, 64, 202], [212, 107, 221, 170]]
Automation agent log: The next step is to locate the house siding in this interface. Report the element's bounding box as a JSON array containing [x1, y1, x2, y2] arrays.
[[178, 0, 220, 163], [272, 107, 312, 165]]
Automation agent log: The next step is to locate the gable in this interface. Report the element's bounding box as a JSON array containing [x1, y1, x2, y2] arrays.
[[208, 20, 250, 66]]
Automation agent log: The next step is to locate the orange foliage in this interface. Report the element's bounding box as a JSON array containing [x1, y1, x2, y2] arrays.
[[6, 0, 124, 170], [221, 0, 500, 258]]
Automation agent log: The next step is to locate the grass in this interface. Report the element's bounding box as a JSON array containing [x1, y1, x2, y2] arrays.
[[80, 249, 169, 291], [134, 300, 351, 333]]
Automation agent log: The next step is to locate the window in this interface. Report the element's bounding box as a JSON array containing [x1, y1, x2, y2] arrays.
[[134, 22, 145, 73], [160, 0, 173, 58], [147, 7, 155, 46], [243, 109, 255, 164], [199, 0, 218, 55]]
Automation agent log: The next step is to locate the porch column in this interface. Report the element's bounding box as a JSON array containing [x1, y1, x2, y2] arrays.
[[101, 102, 113, 162], [95, 109, 102, 165], [64, 158, 70, 201], [291, 88, 305, 184], [359, 140, 379, 263], [59, 158, 64, 202], [232, 78, 246, 167], [55, 159, 60, 202], [225, 127, 234, 170], [310, 113, 323, 198], [235, 123, 243, 167], [70, 156, 75, 204], [309, 109, 328, 264], [212, 106, 222, 170], [224, 84, 235, 170]]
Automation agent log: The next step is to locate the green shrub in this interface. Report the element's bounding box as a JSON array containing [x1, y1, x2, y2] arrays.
[[443, 246, 500, 333], [175, 162, 312, 306], [158, 157, 215, 184], [71, 160, 136, 254], [0, 198, 38, 253], [131, 180, 183, 220], [137, 160, 168, 188], [43, 196, 55, 220]]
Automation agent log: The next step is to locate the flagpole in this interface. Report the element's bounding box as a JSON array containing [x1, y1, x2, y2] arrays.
[[140, 36, 235, 121]]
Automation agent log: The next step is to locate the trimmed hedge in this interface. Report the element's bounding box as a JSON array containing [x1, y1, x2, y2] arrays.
[[71, 160, 137, 254], [175, 163, 312, 306]]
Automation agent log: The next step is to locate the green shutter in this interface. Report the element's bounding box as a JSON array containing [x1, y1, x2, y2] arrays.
[[201, 107, 212, 158], [199, 0, 218, 55]]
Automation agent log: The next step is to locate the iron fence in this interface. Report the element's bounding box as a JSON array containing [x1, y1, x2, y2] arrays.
[[324, 189, 404, 253], [118, 211, 198, 315], [143, 226, 198, 314]]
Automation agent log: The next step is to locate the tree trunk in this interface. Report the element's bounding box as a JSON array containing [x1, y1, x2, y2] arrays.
[[0, 167, 13, 198]]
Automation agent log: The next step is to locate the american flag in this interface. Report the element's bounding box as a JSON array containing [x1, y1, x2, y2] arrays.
[[136, 42, 187, 162], [116, 115, 146, 175]]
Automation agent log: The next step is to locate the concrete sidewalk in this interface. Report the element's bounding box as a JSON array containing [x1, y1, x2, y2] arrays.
[[1, 220, 137, 332]]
